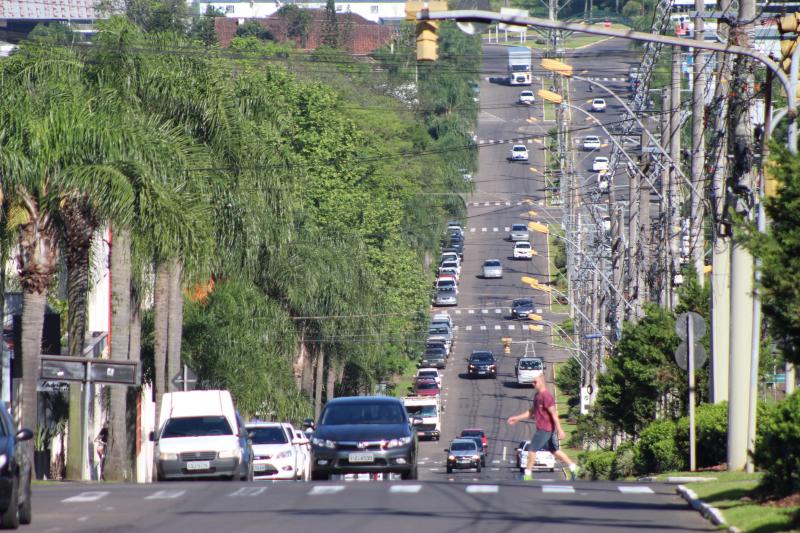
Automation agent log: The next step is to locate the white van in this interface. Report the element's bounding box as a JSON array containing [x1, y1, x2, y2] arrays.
[[152, 390, 244, 481], [515, 357, 544, 386]]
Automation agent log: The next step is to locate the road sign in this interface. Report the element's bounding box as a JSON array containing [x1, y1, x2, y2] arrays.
[[40, 355, 140, 386], [37, 380, 70, 393], [674, 341, 707, 372], [584, 333, 602, 339], [172, 366, 198, 391], [676, 311, 706, 340]]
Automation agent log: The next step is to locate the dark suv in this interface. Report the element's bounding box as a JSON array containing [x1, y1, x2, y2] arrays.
[[310, 397, 418, 480], [0, 401, 33, 529], [467, 351, 497, 379]]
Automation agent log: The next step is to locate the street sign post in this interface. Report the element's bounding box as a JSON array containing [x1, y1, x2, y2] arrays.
[[675, 312, 705, 472], [171, 365, 198, 392]]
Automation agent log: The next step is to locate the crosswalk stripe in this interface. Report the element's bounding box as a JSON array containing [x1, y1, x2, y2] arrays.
[[468, 309, 475, 314], [504, 227, 510, 232], [466, 485, 499, 494], [453, 326, 460, 331], [470, 227, 476, 233], [618, 486, 654, 494], [505, 202, 511, 206], [542, 485, 575, 494], [492, 227, 499, 232], [481, 309, 488, 314], [484, 202, 491, 206], [494, 202, 501, 206], [480, 325, 487, 330], [495, 309, 502, 313], [465, 325, 472, 331], [455, 310, 461, 314], [508, 325, 515, 330], [494, 325, 501, 330], [63, 491, 108, 503], [309, 485, 345, 495], [231, 487, 267, 497], [481, 227, 487, 232], [390, 485, 423, 494], [146, 490, 186, 500]]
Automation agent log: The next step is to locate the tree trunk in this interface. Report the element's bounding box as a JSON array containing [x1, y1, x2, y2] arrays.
[[292, 328, 306, 389], [129, 288, 142, 364], [153, 261, 170, 428], [326, 362, 336, 402], [301, 343, 314, 397], [20, 291, 47, 431], [105, 228, 131, 482], [166, 259, 183, 392], [314, 348, 325, 420]]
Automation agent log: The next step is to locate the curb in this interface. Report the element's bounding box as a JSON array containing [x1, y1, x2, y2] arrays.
[[676, 484, 729, 528]]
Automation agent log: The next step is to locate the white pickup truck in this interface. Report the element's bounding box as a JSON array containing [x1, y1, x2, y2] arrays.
[[403, 396, 441, 441]]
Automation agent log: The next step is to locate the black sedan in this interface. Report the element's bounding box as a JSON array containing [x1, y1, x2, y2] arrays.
[[511, 298, 536, 319], [310, 396, 418, 481], [0, 401, 33, 529], [467, 351, 497, 379]]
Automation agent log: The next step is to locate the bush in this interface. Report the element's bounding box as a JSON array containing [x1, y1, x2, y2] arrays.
[[580, 450, 616, 480], [611, 441, 638, 479], [635, 419, 684, 474], [753, 391, 800, 498], [674, 402, 728, 469]]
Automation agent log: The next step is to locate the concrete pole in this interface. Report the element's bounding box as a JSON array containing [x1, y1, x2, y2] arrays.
[[611, 201, 625, 333], [591, 267, 599, 394], [628, 165, 641, 319], [669, 45, 683, 309], [691, 2, 707, 285], [709, 0, 732, 403], [640, 161, 651, 307], [660, 88, 671, 307], [727, 0, 756, 471]]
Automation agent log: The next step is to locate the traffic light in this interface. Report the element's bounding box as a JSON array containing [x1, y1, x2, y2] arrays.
[[405, 1, 447, 61], [777, 13, 800, 73]]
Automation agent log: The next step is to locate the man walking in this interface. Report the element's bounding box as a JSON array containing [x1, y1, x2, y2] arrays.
[[508, 375, 579, 480]]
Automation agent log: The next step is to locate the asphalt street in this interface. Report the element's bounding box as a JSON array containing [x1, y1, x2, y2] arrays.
[[28, 39, 711, 533]]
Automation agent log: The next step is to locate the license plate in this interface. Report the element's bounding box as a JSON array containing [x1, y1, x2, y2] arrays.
[[186, 460, 210, 471], [348, 453, 375, 463], [254, 464, 267, 472]]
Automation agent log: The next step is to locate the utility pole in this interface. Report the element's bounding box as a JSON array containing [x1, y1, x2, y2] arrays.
[[709, 0, 733, 403], [691, 1, 707, 284], [669, 45, 683, 308], [727, 0, 756, 471], [660, 88, 671, 307], [640, 160, 652, 308], [609, 189, 624, 334], [628, 163, 641, 319]]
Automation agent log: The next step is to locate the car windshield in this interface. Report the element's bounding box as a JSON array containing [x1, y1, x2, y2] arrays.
[[484, 260, 501, 267], [461, 430, 483, 437], [406, 405, 437, 417], [595, 157, 608, 162], [424, 352, 445, 359], [161, 416, 233, 438], [418, 371, 437, 378], [248, 426, 289, 445], [451, 441, 477, 451], [594, 99, 604, 104], [511, 224, 527, 231], [516, 242, 531, 249], [438, 288, 455, 295], [513, 298, 533, 307], [471, 354, 494, 362], [320, 402, 406, 425], [519, 359, 543, 370], [441, 261, 458, 269], [513, 146, 526, 152]]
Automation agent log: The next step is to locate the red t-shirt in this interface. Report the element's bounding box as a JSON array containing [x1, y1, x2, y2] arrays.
[[532, 389, 556, 432]]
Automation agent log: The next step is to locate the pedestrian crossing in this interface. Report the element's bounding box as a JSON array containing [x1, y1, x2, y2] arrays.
[[477, 138, 535, 145], [59, 484, 655, 503], [466, 201, 545, 208], [455, 324, 533, 331], [450, 307, 543, 316], [585, 77, 626, 82]]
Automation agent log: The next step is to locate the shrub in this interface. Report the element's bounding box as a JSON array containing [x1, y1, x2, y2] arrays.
[[635, 419, 684, 474], [674, 402, 728, 469], [580, 450, 616, 480], [611, 441, 638, 479], [752, 391, 800, 498]]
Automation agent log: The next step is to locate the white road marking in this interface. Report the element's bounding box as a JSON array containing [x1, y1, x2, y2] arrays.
[[480, 325, 487, 331], [418, 461, 427, 465], [494, 202, 501, 206], [63, 492, 109, 503], [490, 468, 500, 471], [453, 326, 460, 331], [390, 485, 423, 494], [470, 227, 476, 233], [542, 485, 575, 494], [481, 309, 488, 314], [508, 325, 515, 330], [494, 325, 501, 330], [465, 325, 473, 331], [77, 517, 89, 523], [309, 485, 345, 495], [492, 227, 499, 232], [492, 460, 501, 464], [505, 202, 511, 206], [466, 485, 499, 494], [481, 227, 488, 232], [146, 490, 186, 500], [495, 309, 502, 313], [231, 487, 267, 497], [504, 227, 510, 232], [618, 486, 654, 494], [455, 310, 462, 314], [484, 202, 491, 206], [468, 309, 475, 314]]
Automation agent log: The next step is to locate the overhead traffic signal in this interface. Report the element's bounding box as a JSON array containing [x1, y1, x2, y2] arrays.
[[405, 1, 447, 61], [777, 13, 800, 73]]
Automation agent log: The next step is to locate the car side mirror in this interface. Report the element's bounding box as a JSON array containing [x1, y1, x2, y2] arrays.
[[443, 448, 449, 453], [148, 431, 156, 442], [15, 428, 33, 441]]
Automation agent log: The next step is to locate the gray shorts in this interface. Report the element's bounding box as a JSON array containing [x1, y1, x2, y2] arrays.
[[530, 429, 559, 453]]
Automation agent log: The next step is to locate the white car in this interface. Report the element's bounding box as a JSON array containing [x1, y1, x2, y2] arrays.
[[439, 260, 461, 278], [582, 135, 601, 150], [591, 98, 607, 112], [592, 156, 609, 172], [431, 312, 453, 329], [513, 241, 534, 260], [518, 90, 535, 105], [482, 259, 503, 279], [516, 441, 556, 472], [509, 223, 530, 242], [247, 422, 306, 480], [416, 368, 442, 387], [438, 266, 460, 281], [440, 252, 461, 265], [509, 144, 529, 162], [435, 278, 458, 293]]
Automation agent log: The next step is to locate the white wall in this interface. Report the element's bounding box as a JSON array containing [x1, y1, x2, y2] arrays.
[[197, 1, 405, 24]]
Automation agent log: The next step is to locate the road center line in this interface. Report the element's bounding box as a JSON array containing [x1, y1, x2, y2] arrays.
[[145, 490, 186, 500], [389, 485, 423, 494], [542, 485, 575, 494], [62, 491, 109, 503], [309, 485, 345, 495], [466, 485, 499, 494]]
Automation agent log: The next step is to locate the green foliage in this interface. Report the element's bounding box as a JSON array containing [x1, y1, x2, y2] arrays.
[[610, 441, 638, 479], [674, 402, 728, 469], [580, 450, 616, 480], [277, 5, 312, 45], [188, 6, 223, 46], [102, 0, 189, 33], [635, 419, 684, 474], [28, 22, 78, 44], [752, 391, 800, 497], [621, 1, 643, 18], [235, 20, 275, 41], [320, 0, 339, 48], [556, 357, 581, 398]]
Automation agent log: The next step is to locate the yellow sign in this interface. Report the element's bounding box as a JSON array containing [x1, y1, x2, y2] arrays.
[[541, 58, 574, 77], [537, 89, 562, 104], [529, 324, 544, 332], [527, 313, 543, 321], [528, 221, 549, 233], [521, 276, 539, 286]]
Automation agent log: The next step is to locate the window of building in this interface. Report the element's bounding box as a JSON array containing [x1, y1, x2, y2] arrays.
[[225, 4, 234, 13], [370, 5, 379, 13]]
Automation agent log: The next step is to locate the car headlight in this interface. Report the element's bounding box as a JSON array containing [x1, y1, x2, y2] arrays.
[[219, 448, 241, 459], [0, 454, 7, 469], [448, 455, 455, 461], [312, 437, 336, 449], [275, 450, 293, 459], [158, 452, 178, 461], [384, 436, 412, 449], [469, 364, 476, 369], [472, 455, 481, 460]]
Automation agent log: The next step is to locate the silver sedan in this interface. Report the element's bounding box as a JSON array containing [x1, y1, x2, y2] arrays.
[[482, 259, 503, 279]]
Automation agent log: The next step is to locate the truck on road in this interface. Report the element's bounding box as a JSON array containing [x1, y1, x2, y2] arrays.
[[508, 46, 532, 86], [403, 396, 441, 440]]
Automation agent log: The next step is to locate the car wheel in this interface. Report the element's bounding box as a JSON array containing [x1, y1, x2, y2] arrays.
[[0, 476, 19, 529], [401, 465, 418, 480], [18, 471, 31, 525], [446, 466, 453, 474], [481, 457, 486, 467], [476, 464, 481, 473], [311, 470, 330, 481]]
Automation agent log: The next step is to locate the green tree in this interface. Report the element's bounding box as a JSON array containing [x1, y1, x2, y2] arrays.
[[235, 20, 275, 41], [277, 5, 312, 46], [320, 0, 339, 48], [189, 5, 223, 46]]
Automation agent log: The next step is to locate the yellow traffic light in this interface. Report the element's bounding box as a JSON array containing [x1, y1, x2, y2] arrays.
[[777, 13, 800, 73], [406, 1, 447, 62]]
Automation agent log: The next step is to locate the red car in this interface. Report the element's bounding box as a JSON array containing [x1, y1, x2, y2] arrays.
[[460, 428, 488, 452], [414, 378, 440, 397]]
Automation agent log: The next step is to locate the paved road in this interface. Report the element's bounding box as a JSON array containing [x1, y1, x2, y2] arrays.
[[29, 39, 712, 533]]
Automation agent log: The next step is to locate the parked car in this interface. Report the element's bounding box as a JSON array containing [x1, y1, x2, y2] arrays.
[[509, 223, 530, 242], [509, 144, 529, 161], [440, 252, 461, 265], [439, 260, 462, 278], [460, 428, 488, 453], [247, 422, 305, 480], [513, 241, 534, 259], [427, 324, 453, 352], [467, 351, 497, 379], [414, 378, 440, 397], [482, 259, 503, 279], [511, 297, 536, 319], [582, 135, 601, 150], [591, 98, 607, 111], [310, 396, 419, 480], [516, 440, 556, 472], [420, 350, 447, 369], [435, 278, 458, 293], [518, 90, 535, 105], [592, 156, 609, 172], [445, 439, 482, 473], [435, 287, 458, 307], [416, 368, 442, 387], [438, 266, 460, 281], [442, 242, 464, 259], [431, 312, 453, 329], [0, 401, 33, 529]]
